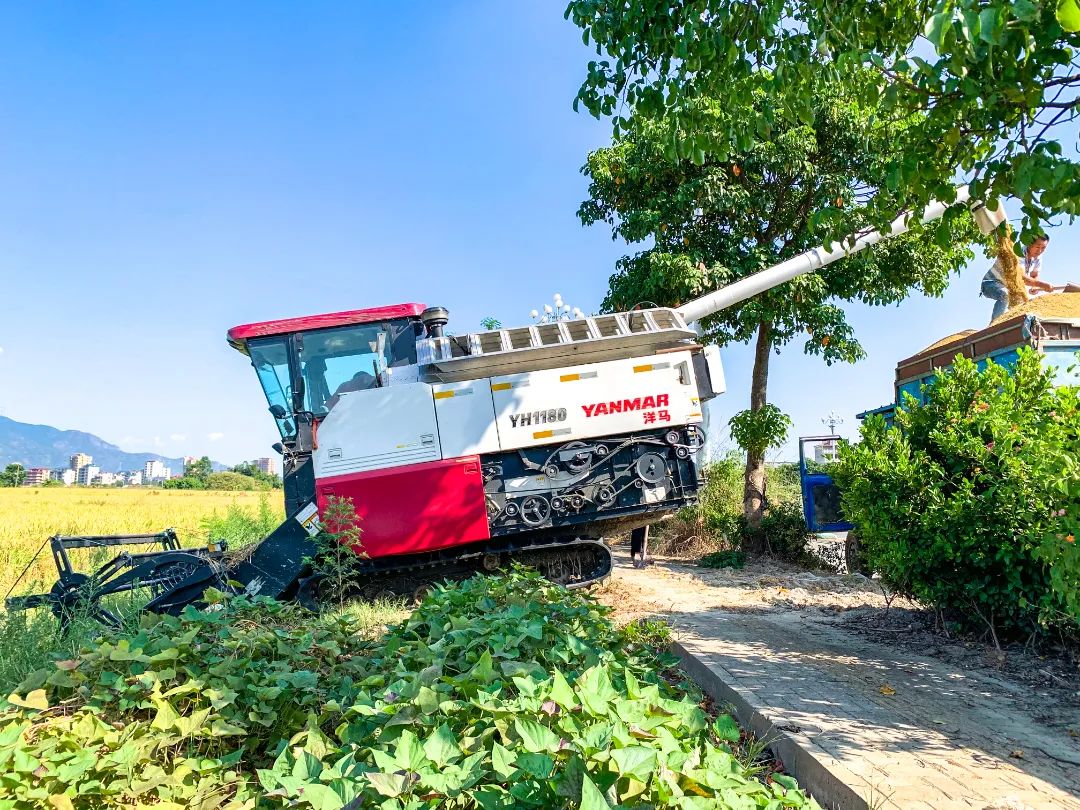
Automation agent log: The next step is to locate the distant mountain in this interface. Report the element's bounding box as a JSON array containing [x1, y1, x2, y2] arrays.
[[0, 416, 222, 473]]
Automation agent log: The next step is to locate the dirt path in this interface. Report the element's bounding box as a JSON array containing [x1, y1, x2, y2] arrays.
[[595, 550, 898, 620], [595, 550, 1080, 809]]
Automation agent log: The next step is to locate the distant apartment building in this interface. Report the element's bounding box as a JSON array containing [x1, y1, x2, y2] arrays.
[[143, 460, 170, 482], [126, 471, 144, 486], [24, 467, 51, 486], [76, 465, 100, 486], [70, 453, 92, 471], [97, 472, 119, 486], [814, 440, 839, 465], [255, 457, 276, 476], [52, 469, 77, 486]]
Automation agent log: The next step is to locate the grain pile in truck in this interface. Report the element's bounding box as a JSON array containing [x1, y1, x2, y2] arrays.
[[992, 291, 1080, 323]]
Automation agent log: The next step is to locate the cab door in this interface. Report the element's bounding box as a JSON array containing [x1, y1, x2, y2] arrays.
[[798, 436, 853, 533]]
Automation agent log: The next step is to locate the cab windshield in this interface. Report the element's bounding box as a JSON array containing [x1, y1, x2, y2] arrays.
[[299, 320, 418, 416]]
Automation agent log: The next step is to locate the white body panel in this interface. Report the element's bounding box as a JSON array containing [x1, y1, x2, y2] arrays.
[[431, 380, 502, 457], [313, 382, 441, 478], [489, 351, 702, 451], [311, 352, 708, 480]]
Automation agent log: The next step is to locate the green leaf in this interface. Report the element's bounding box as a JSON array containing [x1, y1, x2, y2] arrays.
[[924, 12, 952, 48], [293, 783, 345, 810], [514, 718, 562, 753], [394, 729, 428, 770], [467, 650, 497, 684], [174, 708, 210, 737], [6, 689, 48, 711], [209, 718, 247, 736], [1057, 0, 1080, 31], [1013, 0, 1039, 20], [712, 714, 741, 743], [515, 751, 555, 779], [580, 773, 612, 810], [611, 745, 657, 782], [576, 664, 618, 717], [423, 724, 460, 767], [107, 641, 151, 663], [367, 772, 410, 798], [547, 668, 578, 710], [149, 696, 180, 731], [491, 741, 517, 778], [978, 8, 1000, 43], [416, 685, 439, 715]]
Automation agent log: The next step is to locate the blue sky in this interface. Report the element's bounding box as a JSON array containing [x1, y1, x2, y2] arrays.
[[0, 3, 1076, 466]]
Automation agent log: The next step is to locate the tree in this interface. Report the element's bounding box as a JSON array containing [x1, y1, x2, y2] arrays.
[[567, 0, 1080, 239], [231, 462, 282, 489], [0, 463, 26, 487], [206, 471, 270, 491], [185, 456, 213, 483], [579, 83, 978, 528]]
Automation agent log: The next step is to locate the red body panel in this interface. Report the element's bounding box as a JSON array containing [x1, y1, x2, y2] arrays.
[[227, 303, 426, 346], [315, 456, 490, 557]]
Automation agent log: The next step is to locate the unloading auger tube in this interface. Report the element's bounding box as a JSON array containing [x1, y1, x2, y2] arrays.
[[6, 187, 1004, 626], [676, 186, 1005, 324]]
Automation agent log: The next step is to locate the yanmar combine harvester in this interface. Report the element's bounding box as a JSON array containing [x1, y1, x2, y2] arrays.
[[7, 189, 1005, 625]]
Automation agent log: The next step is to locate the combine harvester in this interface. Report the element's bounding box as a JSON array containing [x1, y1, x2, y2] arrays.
[[7, 190, 1005, 625]]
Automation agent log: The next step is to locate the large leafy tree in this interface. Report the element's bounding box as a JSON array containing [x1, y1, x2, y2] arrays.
[[580, 84, 978, 528], [0, 463, 26, 487], [567, 0, 1080, 239]]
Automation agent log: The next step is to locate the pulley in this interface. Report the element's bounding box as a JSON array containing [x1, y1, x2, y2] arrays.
[[635, 453, 668, 484]]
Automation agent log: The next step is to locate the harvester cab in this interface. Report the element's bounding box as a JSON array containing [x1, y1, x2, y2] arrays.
[[6, 185, 1006, 625]]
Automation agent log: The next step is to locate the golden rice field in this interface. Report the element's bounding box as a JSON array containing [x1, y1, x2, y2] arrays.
[[0, 488, 284, 598]]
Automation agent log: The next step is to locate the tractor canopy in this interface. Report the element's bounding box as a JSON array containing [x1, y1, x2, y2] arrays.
[[227, 303, 426, 436]]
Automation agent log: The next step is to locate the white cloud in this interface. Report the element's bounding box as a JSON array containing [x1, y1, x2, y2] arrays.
[[0, 346, 5, 354], [169, 433, 187, 442], [153, 436, 164, 447], [207, 432, 225, 441]]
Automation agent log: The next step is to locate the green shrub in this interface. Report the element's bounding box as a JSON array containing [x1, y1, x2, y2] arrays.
[[201, 496, 280, 549], [834, 349, 1080, 637], [699, 550, 747, 569], [204, 471, 272, 491], [755, 501, 812, 561], [0, 571, 815, 808], [656, 452, 809, 561]]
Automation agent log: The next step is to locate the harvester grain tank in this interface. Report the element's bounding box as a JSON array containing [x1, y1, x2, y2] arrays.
[[6, 188, 1006, 623]]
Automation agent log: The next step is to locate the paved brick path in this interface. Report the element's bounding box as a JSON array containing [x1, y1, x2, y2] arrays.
[[610, 557, 1080, 809]]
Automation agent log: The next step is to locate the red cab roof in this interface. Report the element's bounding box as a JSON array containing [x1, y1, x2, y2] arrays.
[[227, 303, 426, 347]]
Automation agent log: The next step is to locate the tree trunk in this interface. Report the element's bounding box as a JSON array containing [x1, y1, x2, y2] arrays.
[[743, 321, 773, 535]]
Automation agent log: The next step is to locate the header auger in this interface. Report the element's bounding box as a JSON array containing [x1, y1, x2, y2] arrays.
[[6, 188, 1005, 625]]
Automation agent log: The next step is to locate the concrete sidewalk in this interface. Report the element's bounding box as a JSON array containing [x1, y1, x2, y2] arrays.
[[609, 557, 1080, 809]]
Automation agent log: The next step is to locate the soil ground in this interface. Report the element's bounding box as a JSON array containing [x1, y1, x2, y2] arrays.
[[595, 542, 1079, 722]]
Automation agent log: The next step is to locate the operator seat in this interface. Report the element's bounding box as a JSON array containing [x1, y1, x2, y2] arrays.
[[326, 371, 377, 411]]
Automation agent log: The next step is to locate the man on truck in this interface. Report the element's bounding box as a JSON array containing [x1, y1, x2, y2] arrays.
[[980, 234, 1054, 322]]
